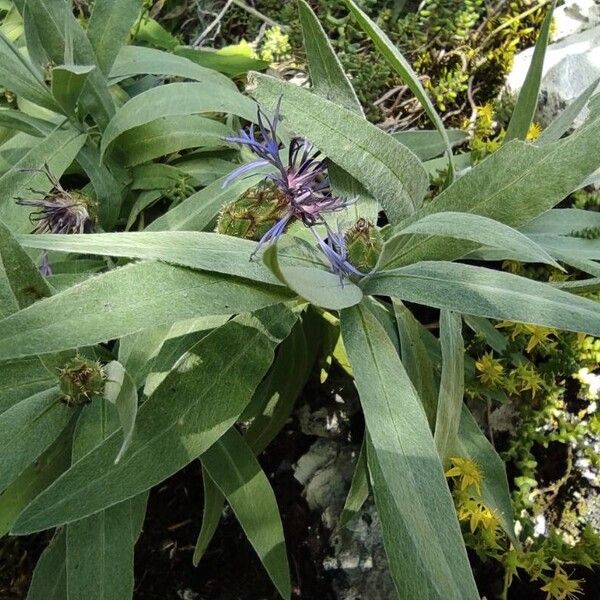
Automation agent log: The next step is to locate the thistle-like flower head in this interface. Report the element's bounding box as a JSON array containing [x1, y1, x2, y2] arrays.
[[224, 100, 350, 253], [16, 167, 95, 235], [313, 225, 364, 281]]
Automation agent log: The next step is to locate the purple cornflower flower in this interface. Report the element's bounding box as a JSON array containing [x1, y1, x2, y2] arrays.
[[16, 166, 95, 276], [312, 225, 364, 281], [225, 99, 351, 254]]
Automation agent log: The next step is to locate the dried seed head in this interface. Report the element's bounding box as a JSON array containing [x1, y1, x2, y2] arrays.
[[58, 355, 105, 407], [344, 218, 382, 272], [216, 181, 290, 241]]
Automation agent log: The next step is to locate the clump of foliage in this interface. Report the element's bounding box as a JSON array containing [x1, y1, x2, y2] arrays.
[[189, 0, 549, 124], [0, 2, 599, 600]]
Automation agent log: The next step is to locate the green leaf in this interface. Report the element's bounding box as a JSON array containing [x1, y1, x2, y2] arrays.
[[201, 428, 291, 599], [22, 0, 115, 128], [0, 108, 54, 137], [392, 130, 468, 161], [538, 80, 600, 144], [103, 361, 138, 463], [0, 357, 57, 414], [26, 529, 67, 600], [175, 45, 269, 77], [340, 304, 478, 599], [504, 1, 556, 143], [364, 261, 600, 336], [12, 305, 297, 533], [0, 261, 292, 361], [66, 400, 145, 600], [393, 300, 437, 427], [76, 140, 125, 229], [0, 387, 71, 492], [297, 0, 361, 114], [135, 15, 179, 50], [433, 311, 464, 467], [193, 466, 225, 565], [249, 72, 428, 223], [87, 0, 143, 74], [0, 30, 59, 111], [18, 231, 282, 286], [0, 217, 52, 317], [342, 0, 454, 179], [109, 45, 238, 91], [338, 439, 369, 529], [0, 126, 86, 231], [391, 211, 561, 269], [244, 316, 315, 453], [146, 173, 262, 232], [263, 241, 363, 310], [112, 115, 233, 166], [453, 407, 518, 546], [0, 421, 71, 536], [296, 0, 378, 222], [377, 115, 600, 269], [51, 64, 95, 116], [100, 82, 257, 158]]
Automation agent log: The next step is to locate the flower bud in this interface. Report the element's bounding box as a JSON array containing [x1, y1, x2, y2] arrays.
[[216, 181, 289, 241], [58, 355, 105, 406], [344, 218, 382, 272]]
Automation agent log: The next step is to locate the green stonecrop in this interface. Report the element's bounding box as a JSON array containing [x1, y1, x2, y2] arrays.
[[0, 1, 599, 599]]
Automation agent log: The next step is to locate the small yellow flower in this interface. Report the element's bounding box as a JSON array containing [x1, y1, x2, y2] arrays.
[[527, 122, 543, 141], [475, 351, 504, 386], [445, 457, 484, 493], [540, 565, 583, 600], [260, 26, 291, 63], [515, 362, 544, 397]]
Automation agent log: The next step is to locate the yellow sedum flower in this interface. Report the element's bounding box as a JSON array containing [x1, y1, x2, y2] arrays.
[[445, 457, 483, 493], [260, 26, 291, 64], [527, 122, 543, 141], [475, 351, 504, 386], [540, 565, 583, 600]]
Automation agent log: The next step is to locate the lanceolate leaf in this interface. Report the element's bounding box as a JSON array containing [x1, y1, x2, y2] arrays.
[[338, 439, 369, 529], [395, 212, 561, 269], [504, 1, 556, 143], [87, 0, 144, 74], [0, 261, 292, 361], [0, 108, 54, 137], [13, 306, 297, 533], [103, 361, 138, 463], [377, 115, 600, 269], [364, 261, 600, 336], [453, 407, 518, 546], [112, 115, 233, 166], [193, 466, 225, 566], [21, 0, 115, 128], [538, 80, 600, 144], [201, 428, 291, 600], [263, 242, 363, 310], [51, 64, 95, 117], [66, 400, 146, 600], [250, 72, 428, 223], [297, 0, 361, 114], [146, 173, 263, 232], [0, 30, 59, 112], [0, 358, 57, 414], [0, 387, 71, 493], [109, 45, 238, 90], [26, 529, 67, 600], [18, 231, 281, 286], [340, 304, 478, 599], [433, 311, 465, 467], [100, 82, 257, 158], [0, 421, 72, 536], [342, 0, 454, 178]]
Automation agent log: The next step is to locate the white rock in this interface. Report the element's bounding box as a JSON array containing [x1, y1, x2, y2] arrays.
[[552, 0, 600, 42], [506, 25, 600, 126]]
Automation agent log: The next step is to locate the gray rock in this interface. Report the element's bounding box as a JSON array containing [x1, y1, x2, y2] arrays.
[[506, 24, 600, 127]]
